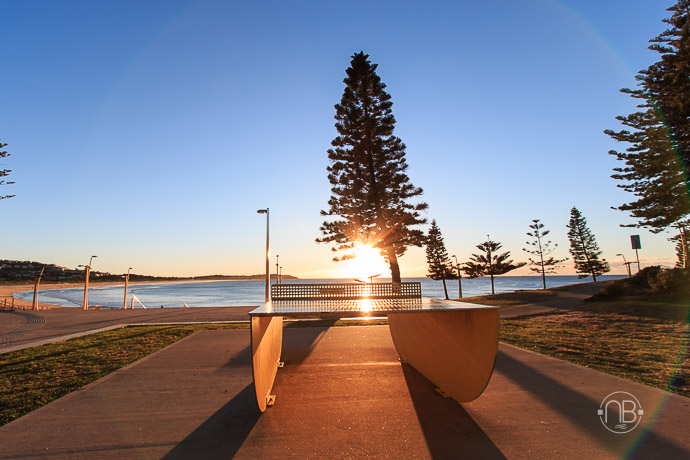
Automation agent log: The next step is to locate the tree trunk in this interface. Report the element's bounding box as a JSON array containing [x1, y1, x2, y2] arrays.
[[387, 247, 401, 283], [490, 273, 495, 295], [538, 235, 546, 289], [442, 278, 449, 300], [677, 221, 687, 269]]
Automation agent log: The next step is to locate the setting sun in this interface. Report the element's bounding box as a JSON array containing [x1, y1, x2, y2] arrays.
[[339, 244, 390, 281]]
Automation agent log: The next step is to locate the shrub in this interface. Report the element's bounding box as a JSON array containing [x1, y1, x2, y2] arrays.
[[594, 266, 689, 298], [648, 267, 690, 295]]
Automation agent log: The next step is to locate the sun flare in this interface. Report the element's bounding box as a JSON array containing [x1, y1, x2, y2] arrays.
[[339, 244, 389, 281]]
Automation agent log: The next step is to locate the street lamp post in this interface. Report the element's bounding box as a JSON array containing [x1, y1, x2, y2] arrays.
[[81, 255, 98, 310], [123, 267, 133, 310], [276, 254, 279, 287], [616, 254, 632, 278], [257, 209, 269, 302], [451, 254, 463, 299]]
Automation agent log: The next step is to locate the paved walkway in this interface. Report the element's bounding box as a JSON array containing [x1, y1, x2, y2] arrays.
[[497, 282, 605, 318], [1, 326, 688, 459]]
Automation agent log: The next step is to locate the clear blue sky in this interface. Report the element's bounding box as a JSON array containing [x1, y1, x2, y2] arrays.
[[0, 0, 681, 278]]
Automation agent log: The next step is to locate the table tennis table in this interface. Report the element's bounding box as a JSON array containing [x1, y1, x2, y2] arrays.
[[249, 282, 498, 411]]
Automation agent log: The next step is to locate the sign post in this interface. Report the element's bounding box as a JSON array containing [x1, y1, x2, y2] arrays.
[[631, 235, 641, 273]]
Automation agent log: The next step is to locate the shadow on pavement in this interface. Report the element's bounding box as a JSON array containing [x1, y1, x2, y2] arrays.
[[402, 364, 507, 460], [281, 322, 335, 365], [161, 384, 261, 460], [217, 344, 252, 372], [496, 349, 690, 460]]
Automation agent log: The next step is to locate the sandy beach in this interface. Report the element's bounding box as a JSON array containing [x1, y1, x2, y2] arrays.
[[1, 283, 85, 310], [0, 280, 179, 311]]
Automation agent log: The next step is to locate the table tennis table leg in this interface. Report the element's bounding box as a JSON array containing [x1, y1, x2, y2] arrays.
[[388, 309, 498, 403], [251, 315, 284, 412]]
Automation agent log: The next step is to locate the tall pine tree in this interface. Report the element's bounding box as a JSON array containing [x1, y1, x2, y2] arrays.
[[566, 207, 610, 282], [671, 231, 689, 267], [425, 220, 457, 300], [318, 52, 427, 283], [523, 219, 566, 289], [639, 0, 690, 174], [605, 91, 689, 267], [605, 1, 690, 268], [462, 238, 525, 295], [0, 139, 15, 201]]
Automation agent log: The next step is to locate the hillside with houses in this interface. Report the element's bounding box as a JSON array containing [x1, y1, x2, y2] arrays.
[[0, 260, 297, 284]]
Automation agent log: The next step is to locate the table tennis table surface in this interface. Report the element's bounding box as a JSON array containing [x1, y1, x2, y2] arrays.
[[249, 297, 497, 317]]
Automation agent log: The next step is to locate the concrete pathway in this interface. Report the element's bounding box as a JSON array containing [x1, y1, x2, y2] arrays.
[[497, 282, 605, 318], [1, 326, 688, 459]]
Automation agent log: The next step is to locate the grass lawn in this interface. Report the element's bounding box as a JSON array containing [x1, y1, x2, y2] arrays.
[[500, 296, 690, 397]]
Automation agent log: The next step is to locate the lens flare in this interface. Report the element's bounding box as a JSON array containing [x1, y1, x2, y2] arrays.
[[339, 244, 388, 280]]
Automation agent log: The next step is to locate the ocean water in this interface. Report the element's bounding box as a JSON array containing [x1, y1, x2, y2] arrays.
[[15, 275, 625, 309]]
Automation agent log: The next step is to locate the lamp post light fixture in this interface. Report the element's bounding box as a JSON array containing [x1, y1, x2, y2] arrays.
[[616, 254, 632, 278], [257, 208, 269, 302], [81, 255, 98, 310], [451, 254, 463, 298], [123, 267, 133, 310]]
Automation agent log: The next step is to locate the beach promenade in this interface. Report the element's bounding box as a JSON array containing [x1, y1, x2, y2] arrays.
[[1, 287, 689, 458]]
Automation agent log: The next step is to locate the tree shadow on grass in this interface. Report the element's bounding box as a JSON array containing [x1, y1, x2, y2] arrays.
[[401, 364, 507, 460], [161, 384, 261, 460]]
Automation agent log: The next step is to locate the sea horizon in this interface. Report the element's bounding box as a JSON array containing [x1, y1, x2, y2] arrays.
[[15, 275, 626, 309]]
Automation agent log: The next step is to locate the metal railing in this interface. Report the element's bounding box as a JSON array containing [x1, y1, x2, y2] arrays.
[[270, 282, 422, 300]]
